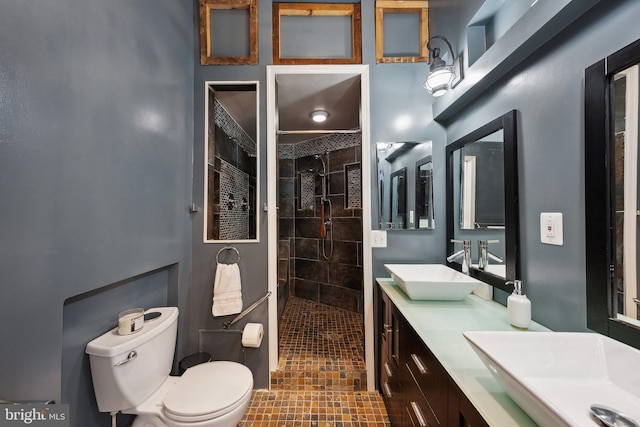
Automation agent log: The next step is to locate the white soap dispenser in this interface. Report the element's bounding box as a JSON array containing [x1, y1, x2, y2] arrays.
[[507, 280, 531, 329]]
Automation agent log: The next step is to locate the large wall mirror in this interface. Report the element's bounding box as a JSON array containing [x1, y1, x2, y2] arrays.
[[204, 82, 259, 242], [446, 110, 519, 292], [586, 38, 640, 348], [376, 141, 434, 230]]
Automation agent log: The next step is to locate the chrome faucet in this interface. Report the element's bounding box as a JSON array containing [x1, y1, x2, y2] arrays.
[[478, 240, 504, 271], [447, 239, 471, 274]]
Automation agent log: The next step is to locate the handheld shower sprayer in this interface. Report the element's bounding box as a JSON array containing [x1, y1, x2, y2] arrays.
[[313, 152, 333, 258]]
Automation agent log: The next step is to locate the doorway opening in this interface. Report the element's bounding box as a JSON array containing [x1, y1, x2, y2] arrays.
[[267, 65, 373, 390]]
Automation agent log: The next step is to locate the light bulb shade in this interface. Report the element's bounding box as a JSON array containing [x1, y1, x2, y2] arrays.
[[424, 35, 460, 97], [423, 66, 455, 96], [311, 110, 328, 123]]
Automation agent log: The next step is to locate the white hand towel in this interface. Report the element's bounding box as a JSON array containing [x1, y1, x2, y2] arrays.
[[212, 263, 243, 317]]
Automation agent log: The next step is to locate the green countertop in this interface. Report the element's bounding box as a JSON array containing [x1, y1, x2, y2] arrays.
[[378, 278, 551, 427]]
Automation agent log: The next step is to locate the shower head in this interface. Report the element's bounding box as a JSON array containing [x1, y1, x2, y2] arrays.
[[313, 153, 327, 174]]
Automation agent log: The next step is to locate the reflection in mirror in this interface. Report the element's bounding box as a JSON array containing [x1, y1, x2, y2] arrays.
[[390, 168, 407, 229], [586, 39, 640, 348], [376, 141, 433, 230], [458, 130, 505, 230], [613, 67, 640, 327], [446, 111, 518, 291], [416, 156, 435, 229], [204, 82, 258, 242], [451, 132, 506, 278]]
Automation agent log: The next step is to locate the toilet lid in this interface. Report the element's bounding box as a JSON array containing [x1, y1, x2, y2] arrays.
[[163, 361, 253, 422]]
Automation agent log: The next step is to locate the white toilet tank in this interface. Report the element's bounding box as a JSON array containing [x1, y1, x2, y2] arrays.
[[86, 307, 179, 413]]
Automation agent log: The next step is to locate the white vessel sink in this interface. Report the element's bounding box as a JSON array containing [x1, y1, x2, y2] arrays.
[[384, 264, 482, 300], [463, 331, 640, 427]]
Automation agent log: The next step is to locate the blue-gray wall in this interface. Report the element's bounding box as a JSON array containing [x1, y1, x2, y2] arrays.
[[190, 1, 446, 389], [0, 1, 194, 426], [429, 0, 640, 331], [4, 0, 639, 423]]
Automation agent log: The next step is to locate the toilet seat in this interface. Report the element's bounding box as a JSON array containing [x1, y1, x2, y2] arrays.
[[163, 361, 253, 423]]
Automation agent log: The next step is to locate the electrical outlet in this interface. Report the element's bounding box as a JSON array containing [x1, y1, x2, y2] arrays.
[[540, 212, 563, 245], [371, 230, 387, 248]]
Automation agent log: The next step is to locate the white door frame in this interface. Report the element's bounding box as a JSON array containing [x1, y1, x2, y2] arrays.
[[266, 64, 374, 390], [619, 65, 639, 317]]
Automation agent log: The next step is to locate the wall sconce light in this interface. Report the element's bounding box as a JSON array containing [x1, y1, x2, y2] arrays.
[[311, 110, 328, 123], [423, 36, 462, 97]]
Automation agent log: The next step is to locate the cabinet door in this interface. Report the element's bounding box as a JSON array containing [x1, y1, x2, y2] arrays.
[[390, 303, 402, 366], [448, 382, 489, 427], [380, 290, 402, 368], [381, 347, 405, 426], [378, 289, 405, 426]]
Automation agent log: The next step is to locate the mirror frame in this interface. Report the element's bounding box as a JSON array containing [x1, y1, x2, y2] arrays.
[[585, 38, 640, 348], [204, 80, 260, 243], [446, 110, 519, 293]]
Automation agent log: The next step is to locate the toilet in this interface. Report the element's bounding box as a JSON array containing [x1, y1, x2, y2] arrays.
[[85, 307, 253, 427]]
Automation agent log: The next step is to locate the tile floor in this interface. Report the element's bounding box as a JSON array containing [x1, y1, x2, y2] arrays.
[[237, 390, 389, 427], [272, 297, 367, 391], [238, 297, 390, 426]]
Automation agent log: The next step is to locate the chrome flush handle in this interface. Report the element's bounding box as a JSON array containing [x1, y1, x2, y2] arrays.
[[114, 351, 137, 367]]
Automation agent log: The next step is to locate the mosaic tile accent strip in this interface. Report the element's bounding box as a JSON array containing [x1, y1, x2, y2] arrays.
[[214, 99, 256, 157], [279, 133, 361, 160], [279, 142, 296, 159], [299, 172, 316, 211], [219, 159, 249, 240], [238, 390, 391, 427], [345, 163, 361, 209]]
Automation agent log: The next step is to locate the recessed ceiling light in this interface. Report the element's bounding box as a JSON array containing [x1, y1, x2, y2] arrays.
[[311, 110, 328, 123]]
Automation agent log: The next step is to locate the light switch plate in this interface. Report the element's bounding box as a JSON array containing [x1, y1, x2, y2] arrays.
[[540, 212, 563, 245], [371, 230, 387, 248]]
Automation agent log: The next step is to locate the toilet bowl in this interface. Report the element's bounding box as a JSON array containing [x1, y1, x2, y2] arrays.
[[85, 307, 253, 427], [130, 361, 253, 427]]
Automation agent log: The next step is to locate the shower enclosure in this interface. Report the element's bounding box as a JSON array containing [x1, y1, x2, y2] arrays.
[[277, 133, 363, 318], [268, 66, 373, 392]]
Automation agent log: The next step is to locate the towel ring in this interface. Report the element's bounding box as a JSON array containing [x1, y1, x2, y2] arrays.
[[216, 245, 240, 265]]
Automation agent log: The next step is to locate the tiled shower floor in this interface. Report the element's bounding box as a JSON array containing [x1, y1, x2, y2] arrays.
[[238, 297, 390, 426], [277, 297, 365, 372]]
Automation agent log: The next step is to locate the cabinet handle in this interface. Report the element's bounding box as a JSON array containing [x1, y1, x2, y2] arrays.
[[384, 362, 393, 377], [411, 353, 429, 374], [382, 382, 393, 398], [410, 401, 428, 426]]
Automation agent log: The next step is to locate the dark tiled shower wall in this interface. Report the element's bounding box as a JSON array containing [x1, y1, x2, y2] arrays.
[[278, 158, 295, 320], [293, 146, 363, 313], [207, 115, 257, 240]]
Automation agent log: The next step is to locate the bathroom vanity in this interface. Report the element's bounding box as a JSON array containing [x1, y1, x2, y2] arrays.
[[376, 279, 549, 426]]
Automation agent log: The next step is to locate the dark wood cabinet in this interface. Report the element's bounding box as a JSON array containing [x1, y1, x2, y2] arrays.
[[378, 286, 488, 427], [379, 289, 405, 425], [448, 381, 489, 427]]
